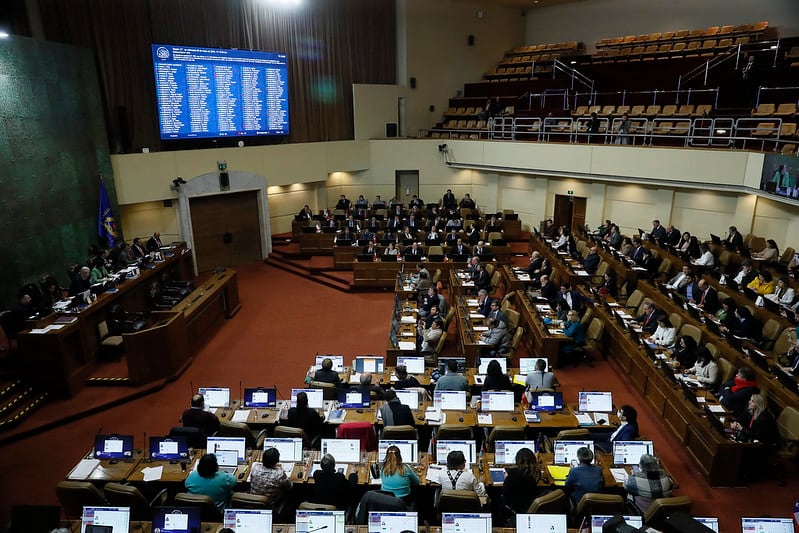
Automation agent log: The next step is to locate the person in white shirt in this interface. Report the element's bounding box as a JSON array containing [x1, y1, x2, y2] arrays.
[[436, 450, 486, 496], [648, 315, 676, 346], [691, 244, 715, 266], [766, 276, 795, 305], [665, 265, 692, 290]]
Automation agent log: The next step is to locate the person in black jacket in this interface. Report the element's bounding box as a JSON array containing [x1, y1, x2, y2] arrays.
[[311, 453, 357, 509], [284, 391, 324, 443], [379, 390, 415, 426], [719, 367, 759, 418], [481, 359, 511, 392]]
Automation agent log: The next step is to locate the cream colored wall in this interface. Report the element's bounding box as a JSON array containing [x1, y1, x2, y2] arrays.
[[119, 201, 180, 244], [752, 196, 799, 251], [403, 0, 526, 136], [266, 182, 321, 234], [353, 84, 408, 140]]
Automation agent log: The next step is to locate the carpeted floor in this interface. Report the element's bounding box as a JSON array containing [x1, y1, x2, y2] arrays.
[[0, 261, 796, 531]]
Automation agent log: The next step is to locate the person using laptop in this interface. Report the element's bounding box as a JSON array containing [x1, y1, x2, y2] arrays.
[[310, 453, 357, 509], [184, 454, 237, 511], [634, 302, 659, 335], [481, 359, 511, 392], [313, 357, 341, 387], [379, 390, 415, 427], [501, 448, 541, 515], [733, 260, 759, 287], [181, 394, 220, 436], [668, 335, 697, 369], [683, 347, 719, 388], [747, 271, 776, 296], [393, 365, 420, 389], [249, 447, 293, 505], [284, 391, 324, 443], [597, 405, 639, 453], [355, 372, 385, 400], [436, 450, 486, 496], [648, 315, 676, 347], [525, 358, 556, 390], [434, 359, 469, 392], [624, 454, 674, 513], [380, 445, 419, 502], [564, 446, 604, 506]]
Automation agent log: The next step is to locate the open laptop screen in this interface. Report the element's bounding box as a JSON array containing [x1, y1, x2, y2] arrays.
[[693, 517, 719, 532], [314, 355, 345, 372], [612, 441, 654, 465], [519, 357, 549, 373], [291, 388, 325, 409], [478, 357, 507, 374], [577, 391, 613, 412], [494, 441, 537, 465], [368, 511, 418, 533], [207, 436, 247, 462], [481, 391, 515, 412], [198, 387, 230, 408], [591, 515, 643, 533], [80, 506, 130, 533], [516, 514, 567, 533], [149, 436, 189, 461], [378, 439, 419, 464], [741, 517, 795, 533], [553, 440, 594, 465], [151, 507, 201, 533], [93, 435, 134, 460], [442, 513, 491, 533], [263, 438, 303, 462], [395, 389, 419, 409], [223, 509, 272, 532], [338, 389, 370, 408], [321, 438, 361, 463], [436, 440, 477, 464], [295, 510, 346, 533], [354, 356, 384, 373], [396, 356, 425, 374], [433, 390, 467, 410], [243, 387, 276, 408]]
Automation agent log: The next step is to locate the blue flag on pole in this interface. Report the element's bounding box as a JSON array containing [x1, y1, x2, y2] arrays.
[[98, 179, 119, 248]]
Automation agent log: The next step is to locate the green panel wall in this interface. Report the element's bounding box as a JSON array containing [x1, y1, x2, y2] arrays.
[[0, 36, 117, 304]]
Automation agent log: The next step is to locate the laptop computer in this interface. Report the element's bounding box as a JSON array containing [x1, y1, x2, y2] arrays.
[[215, 448, 240, 474], [441, 513, 491, 533], [494, 441, 537, 465], [80, 507, 130, 533], [151, 507, 201, 533], [224, 509, 273, 532], [367, 512, 418, 533], [207, 436, 247, 462], [516, 514, 567, 533]]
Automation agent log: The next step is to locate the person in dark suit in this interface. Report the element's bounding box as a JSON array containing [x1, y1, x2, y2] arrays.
[[310, 453, 357, 509], [131, 237, 148, 259], [459, 193, 476, 209], [400, 228, 416, 245], [116, 242, 137, 267], [725, 225, 745, 250], [363, 242, 378, 256], [596, 404, 639, 452], [487, 300, 506, 326], [476, 289, 492, 317], [146, 232, 163, 252], [694, 279, 719, 314], [335, 194, 351, 211], [442, 189, 456, 209], [662, 225, 681, 247], [635, 302, 659, 334], [724, 307, 762, 342], [465, 223, 480, 245], [182, 394, 220, 436], [297, 205, 313, 220], [473, 263, 492, 293], [451, 238, 470, 257], [313, 358, 341, 386], [731, 393, 777, 446], [564, 446, 604, 506], [444, 229, 459, 245], [473, 240, 489, 257], [408, 195, 424, 209], [631, 240, 646, 265], [527, 251, 543, 275], [557, 282, 584, 314], [379, 390, 415, 426], [284, 391, 324, 442], [582, 246, 600, 274], [650, 219, 666, 242], [393, 365, 421, 389], [404, 242, 422, 257], [539, 275, 558, 303], [68, 266, 92, 296]]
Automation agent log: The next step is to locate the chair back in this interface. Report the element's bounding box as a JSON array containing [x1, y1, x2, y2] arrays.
[[436, 489, 482, 513], [625, 289, 644, 309], [336, 421, 377, 451], [486, 425, 526, 452], [442, 308, 456, 331], [505, 309, 520, 331], [580, 307, 593, 326], [575, 493, 625, 517], [436, 424, 473, 441], [55, 481, 107, 518], [555, 428, 589, 440], [704, 342, 719, 360], [232, 492, 272, 509], [103, 483, 152, 521], [774, 328, 795, 356], [309, 380, 339, 401], [643, 496, 693, 530], [98, 320, 110, 339], [669, 312, 684, 332], [174, 492, 222, 522], [717, 357, 736, 385], [776, 406, 799, 456], [586, 317, 604, 343], [274, 426, 311, 449], [219, 420, 257, 449], [761, 319, 781, 349], [170, 426, 207, 449], [527, 488, 569, 514], [678, 323, 702, 345], [381, 425, 418, 440], [299, 501, 338, 511]]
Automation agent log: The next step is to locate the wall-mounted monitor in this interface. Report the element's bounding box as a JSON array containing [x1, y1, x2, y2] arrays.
[[152, 44, 289, 140]]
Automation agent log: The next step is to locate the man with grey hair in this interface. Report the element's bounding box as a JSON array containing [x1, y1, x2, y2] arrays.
[[356, 372, 383, 400], [623, 453, 674, 512], [310, 453, 357, 509]]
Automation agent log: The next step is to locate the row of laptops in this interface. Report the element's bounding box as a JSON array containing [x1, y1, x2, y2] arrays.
[[75, 506, 725, 533]]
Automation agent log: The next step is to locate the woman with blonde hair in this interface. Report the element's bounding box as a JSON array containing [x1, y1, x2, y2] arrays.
[[730, 393, 777, 446], [380, 445, 419, 501]]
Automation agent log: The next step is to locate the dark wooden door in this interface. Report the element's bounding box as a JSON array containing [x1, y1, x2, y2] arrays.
[[189, 191, 262, 273], [554, 194, 587, 232]]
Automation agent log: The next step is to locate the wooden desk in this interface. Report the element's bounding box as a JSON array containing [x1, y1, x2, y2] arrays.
[[172, 269, 241, 353], [515, 292, 571, 369], [299, 232, 335, 254]]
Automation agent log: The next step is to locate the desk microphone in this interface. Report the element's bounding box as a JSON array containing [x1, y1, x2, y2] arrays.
[[239, 380, 243, 408], [142, 431, 150, 462], [92, 426, 103, 457]]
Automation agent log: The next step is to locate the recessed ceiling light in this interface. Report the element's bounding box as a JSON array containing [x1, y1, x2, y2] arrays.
[[0, 31, 10, 39]]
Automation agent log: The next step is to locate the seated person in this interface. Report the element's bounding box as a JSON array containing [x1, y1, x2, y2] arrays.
[[666, 265, 692, 291], [362, 241, 378, 256], [596, 404, 639, 453], [311, 453, 357, 509], [313, 357, 341, 386], [731, 393, 777, 446], [131, 237, 148, 259], [582, 246, 600, 274], [68, 266, 92, 296], [116, 242, 137, 267], [475, 289, 492, 317], [284, 391, 324, 443], [472, 263, 492, 293], [380, 390, 415, 426], [434, 359, 469, 392], [669, 335, 697, 369], [624, 454, 674, 513], [373, 195, 386, 207], [723, 307, 762, 342], [691, 244, 715, 266], [450, 238, 470, 256], [766, 276, 795, 306], [719, 366, 759, 417], [597, 271, 618, 299], [335, 194, 352, 211], [459, 193, 476, 209], [90, 255, 110, 283], [437, 450, 486, 495], [525, 358, 556, 390], [648, 314, 676, 347], [747, 271, 776, 296], [560, 309, 586, 360], [481, 359, 511, 391], [502, 448, 541, 514], [418, 286, 440, 316], [380, 445, 419, 502], [417, 317, 443, 353], [683, 347, 719, 388], [356, 372, 384, 400], [393, 365, 420, 389], [539, 274, 558, 303], [250, 447, 293, 504], [635, 302, 659, 335], [564, 446, 604, 506], [733, 260, 758, 287], [751, 239, 780, 263], [480, 317, 511, 356], [778, 338, 799, 370], [184, 454, 237, 511], [693, 279, 719, 314], [182, 394, 220, 435], [354, 194, 368, 208]]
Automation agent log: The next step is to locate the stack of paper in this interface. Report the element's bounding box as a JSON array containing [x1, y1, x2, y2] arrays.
[[231, 410, 251, 423], [68, 459, 100, 480], [574, 412, 594, 426]]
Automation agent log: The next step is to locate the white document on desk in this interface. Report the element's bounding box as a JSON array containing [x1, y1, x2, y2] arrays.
[[610, 468, 629, 483], [461, 281, 475, 287], [477, 413, 493, 425], [548, 328, 564, 335], [466, 299, 479, 306], [231, 410, 251, 423], [426, 463, 445, 483], [707, 404, 726, 413], [400, 316, 416, 323], [141, 465, 163, 482], [473, 326, 489, 331], [349, 372, 361, 384], [536, 305, 552, 313], [574, 413, 594, 426], [470, 313, 485, 319], [68, 459, 101, 480], [398, 341, 417, 351], [573, 270, 590, 276]]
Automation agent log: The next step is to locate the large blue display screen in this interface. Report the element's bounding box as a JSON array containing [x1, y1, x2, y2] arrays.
[[152, 44, 289, 140]]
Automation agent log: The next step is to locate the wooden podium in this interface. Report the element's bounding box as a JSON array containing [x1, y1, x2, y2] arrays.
[[123, 312, 189, 385]]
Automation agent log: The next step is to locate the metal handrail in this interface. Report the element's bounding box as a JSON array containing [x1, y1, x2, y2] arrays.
[[553, 59, 594, 92]]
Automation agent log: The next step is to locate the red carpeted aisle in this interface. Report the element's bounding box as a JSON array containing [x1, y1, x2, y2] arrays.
[[0, 261, 796, 531]]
